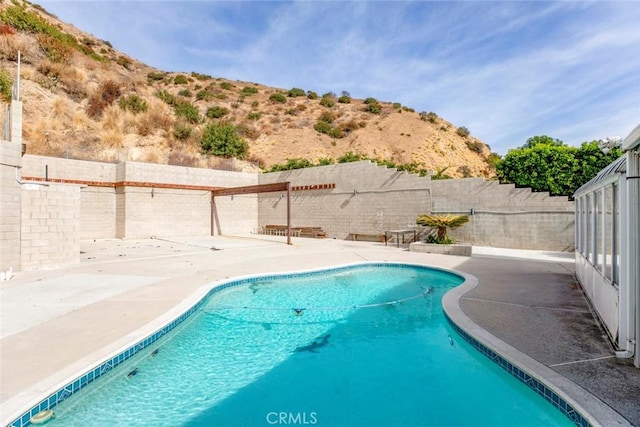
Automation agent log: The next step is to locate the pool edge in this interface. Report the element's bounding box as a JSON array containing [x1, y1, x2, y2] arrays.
[[6, 261, 628, 427], [442, 272, 631, 427], [3, 262, 441, 427]]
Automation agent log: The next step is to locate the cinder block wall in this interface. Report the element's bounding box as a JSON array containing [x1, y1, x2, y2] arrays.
[[259, 162, 431, 239], [259, 161, 575, 251], [116, 162, 258, 238], [18, 157, 260, 239], [429, 178, 575, 250], [0, 141, 22, 271], [20, 183, 80, 270], [22, 155, 117, 239]]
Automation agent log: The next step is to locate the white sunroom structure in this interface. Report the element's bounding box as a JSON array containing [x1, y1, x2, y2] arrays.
[[574, 123, 640, 368]]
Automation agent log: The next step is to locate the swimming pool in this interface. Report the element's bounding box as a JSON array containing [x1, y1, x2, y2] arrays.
[[12, 263, 581, 426]]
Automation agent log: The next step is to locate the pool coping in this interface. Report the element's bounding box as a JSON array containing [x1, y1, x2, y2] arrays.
[[5, 261, 629, 426], [6, 262, 423, 426], [442, 271, 632, 427]]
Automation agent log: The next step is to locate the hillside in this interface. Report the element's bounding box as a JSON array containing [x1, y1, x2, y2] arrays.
[[0, 1, 497, 177]]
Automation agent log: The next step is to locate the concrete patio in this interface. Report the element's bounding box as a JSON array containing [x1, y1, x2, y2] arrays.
[[1, 236, 638, 425]]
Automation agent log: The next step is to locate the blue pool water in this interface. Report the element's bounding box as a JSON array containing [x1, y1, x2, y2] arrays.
[[43, 264, 574, 426]]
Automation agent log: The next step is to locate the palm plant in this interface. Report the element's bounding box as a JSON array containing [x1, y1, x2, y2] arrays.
[[416, 214, 469, 244]]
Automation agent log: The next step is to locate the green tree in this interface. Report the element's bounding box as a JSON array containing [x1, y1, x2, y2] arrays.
[[201, 122, 248, 158], [571, 141, 623, 191], [495, 136, 622, 196], [522, 135, 563, 148]]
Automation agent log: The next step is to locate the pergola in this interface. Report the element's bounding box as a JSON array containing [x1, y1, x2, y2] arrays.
[[211, 182, 293, 244]]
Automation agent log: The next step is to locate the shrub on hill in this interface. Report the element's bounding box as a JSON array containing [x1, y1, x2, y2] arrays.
[[118, 94, 148, 114], [241, 86, 259, 96], [269, 158, 314, 171], [338, 152, 366, 163], [364, 102, 381, 114], [191, 72, 212, 81], [288, 87, 305, 97], [174, 101, 201, 124], [174, 75, 189, 85], [456, 126, 470, 137], [201, 122, 248, 159], [269, 93, 287, 103], [173, 122, 192, 140], [206, 106, 229, 119], [319, 96, 335, 108], [0, 68, 12, 102], [432, 167, 453, 180], [420, 111, 438, 123], [317, 157, 334, 166], [86, 80, 121, 118], [196, 89, 214, 101], [465, 140, 484, 153], [236, 122, 260, 139], [37, 34, 74, 63], [147, 72, 166, 82], [156, 90, 177, 106], [314, 120, 332, 135]]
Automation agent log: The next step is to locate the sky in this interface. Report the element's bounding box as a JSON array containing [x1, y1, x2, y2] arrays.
[[36, 0, 640, 155]]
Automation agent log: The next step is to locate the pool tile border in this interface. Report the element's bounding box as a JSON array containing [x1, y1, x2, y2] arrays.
[[442, 271, 631, 427], [8, 262, 431, 427], [8, 262, 613, 426], [446, 316, 589, 427]]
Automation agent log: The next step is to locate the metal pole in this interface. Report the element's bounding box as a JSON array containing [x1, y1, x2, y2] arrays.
[[16, 51, 20, 101], [286, 182, 291, 245]]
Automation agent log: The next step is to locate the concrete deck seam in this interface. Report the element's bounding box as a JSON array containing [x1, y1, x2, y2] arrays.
[[548, 355, 616, 368], [461, 297, 592, 313], [445, 273, 631, 426]]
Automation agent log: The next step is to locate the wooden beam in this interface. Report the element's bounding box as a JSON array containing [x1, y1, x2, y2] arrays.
[[212, 182, 289, 197], [212, 182, 293, 245]]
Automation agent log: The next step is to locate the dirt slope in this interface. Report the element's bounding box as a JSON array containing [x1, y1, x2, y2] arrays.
[[0, 1, 496, 177]]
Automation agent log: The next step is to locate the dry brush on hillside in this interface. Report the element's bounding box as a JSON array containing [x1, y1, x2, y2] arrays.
[[1, 0, 497, 177]]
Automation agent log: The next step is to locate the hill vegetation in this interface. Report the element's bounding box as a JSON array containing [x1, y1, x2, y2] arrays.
[[0, 0, 497, 177]]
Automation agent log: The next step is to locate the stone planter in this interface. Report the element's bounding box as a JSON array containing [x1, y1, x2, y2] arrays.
[[409, 242, 472, 257]]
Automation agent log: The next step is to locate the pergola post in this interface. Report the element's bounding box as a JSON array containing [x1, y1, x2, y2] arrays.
[[287, 182, 292, 245], [211, 182, 292, 244]]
